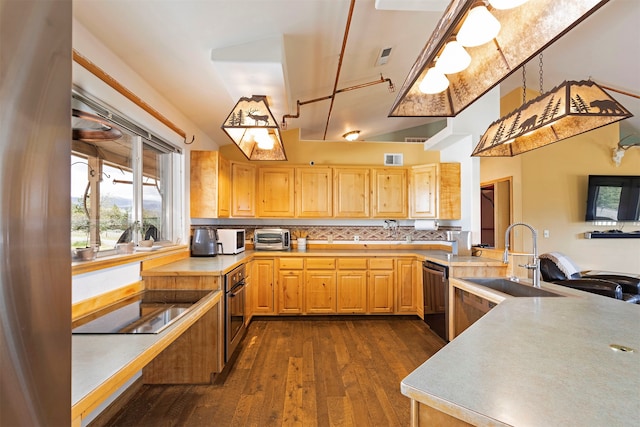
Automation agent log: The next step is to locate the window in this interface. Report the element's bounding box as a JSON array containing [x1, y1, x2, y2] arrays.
[[71, 91, 181, 253]]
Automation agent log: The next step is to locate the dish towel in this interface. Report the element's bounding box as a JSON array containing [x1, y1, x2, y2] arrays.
[[539, 252, 580, 278]]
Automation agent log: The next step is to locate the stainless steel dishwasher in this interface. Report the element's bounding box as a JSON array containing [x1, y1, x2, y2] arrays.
[[422, 260, 449, 341]]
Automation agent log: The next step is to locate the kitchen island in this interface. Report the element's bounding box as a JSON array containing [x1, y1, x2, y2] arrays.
[[401, 280, 640, 426]]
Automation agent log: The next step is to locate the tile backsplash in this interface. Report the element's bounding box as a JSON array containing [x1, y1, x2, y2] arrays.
[[193, 224, 459, 242]]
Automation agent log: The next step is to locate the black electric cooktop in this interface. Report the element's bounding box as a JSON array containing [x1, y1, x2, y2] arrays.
[[72, 290, 211, 334]]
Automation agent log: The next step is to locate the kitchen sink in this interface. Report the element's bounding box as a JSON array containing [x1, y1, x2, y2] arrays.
[[462, 278, 564, 298]]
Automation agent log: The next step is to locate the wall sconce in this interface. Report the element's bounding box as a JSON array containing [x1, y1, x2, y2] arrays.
[[389, 0, 610, 118], [343, 130, 360, 141], [221, 95, 286, 161], [471, 80, 632, 156]]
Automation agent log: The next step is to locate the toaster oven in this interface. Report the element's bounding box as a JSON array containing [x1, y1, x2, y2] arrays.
[[254, 228, 290, 251]]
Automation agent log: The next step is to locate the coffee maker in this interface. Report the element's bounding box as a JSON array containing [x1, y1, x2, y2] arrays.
[[191, 227, 222, 257]]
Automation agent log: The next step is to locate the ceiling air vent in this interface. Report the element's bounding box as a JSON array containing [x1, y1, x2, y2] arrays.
[[384, 153, 403, 166], [405, 137, 428, 143]]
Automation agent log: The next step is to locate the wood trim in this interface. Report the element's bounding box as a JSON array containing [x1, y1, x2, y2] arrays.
[[72, 281, 145, 321], [72, 49, 186, 140], [83, 377, 143, 427], [141, 250, 189, 271], [72, 246, 189, 276]]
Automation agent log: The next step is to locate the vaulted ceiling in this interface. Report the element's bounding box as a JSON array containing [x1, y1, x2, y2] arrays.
[[73, 0, 639, 147]]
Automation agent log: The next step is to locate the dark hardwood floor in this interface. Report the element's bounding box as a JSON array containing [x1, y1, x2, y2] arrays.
[[101, 317, 445, 427]]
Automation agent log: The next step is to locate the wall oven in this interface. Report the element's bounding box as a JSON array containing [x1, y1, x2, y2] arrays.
[[224, 264, 246, 363]]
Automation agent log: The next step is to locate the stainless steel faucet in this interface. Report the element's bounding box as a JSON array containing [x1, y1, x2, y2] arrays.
[[503, 222, 541, 288]]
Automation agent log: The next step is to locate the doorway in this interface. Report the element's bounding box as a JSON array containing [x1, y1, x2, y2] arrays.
[[480, 177, 512, 248]]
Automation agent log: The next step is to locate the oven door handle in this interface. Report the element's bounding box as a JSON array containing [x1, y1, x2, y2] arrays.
[[229, 281, 245, 297]]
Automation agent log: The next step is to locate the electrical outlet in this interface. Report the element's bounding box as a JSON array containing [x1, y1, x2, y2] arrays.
[[353, 235, 360, 242], [543, 229, 550, 238]]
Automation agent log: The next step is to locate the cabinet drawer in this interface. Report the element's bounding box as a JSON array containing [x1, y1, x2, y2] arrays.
[[306, 258, 336, 269], [278, 258, 304, 270], [369, 258, 394, 270], [337, 258, 368, 270]]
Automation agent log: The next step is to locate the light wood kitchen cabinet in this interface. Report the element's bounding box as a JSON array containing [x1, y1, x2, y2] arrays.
[[295, 166, 332, 217], [252, 258, 275, 314], [231, 161, 256, 217], [396, 259, 417, 313], [410, 163, 461, 219], [333, 167, 370, 218], [304, 258, 337, 313], [368, 258, 394, 313], [244, 260, 253, 325], [336, 258, 368, 313], [371, 168, 408, 218], [190, 151, 230, 218], [258, 167, 295, 217], [277, 257, 304, 314]]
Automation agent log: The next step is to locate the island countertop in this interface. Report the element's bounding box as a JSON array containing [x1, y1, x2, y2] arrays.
[[401, 289, 640, 426]]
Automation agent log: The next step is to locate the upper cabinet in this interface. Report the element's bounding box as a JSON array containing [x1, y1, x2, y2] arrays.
[[190, 151, 230, 218], [231, 161, 256, 217], [371, 168, 408, 218], [191, 158, 460, 219], [257, 167, 295, 217], [410, 163, 460, 219], [333, 167, 370, 218], [295, 167, 333, 218]]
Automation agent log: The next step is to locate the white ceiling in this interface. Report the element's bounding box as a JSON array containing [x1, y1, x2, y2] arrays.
[[73, 0, 640, 147]]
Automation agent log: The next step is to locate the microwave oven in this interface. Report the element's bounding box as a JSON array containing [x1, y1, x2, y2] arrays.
[[217, 229, 246, 254], [254, 228, 290, 251]]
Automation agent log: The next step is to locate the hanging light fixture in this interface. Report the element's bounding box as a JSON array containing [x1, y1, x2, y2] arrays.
[[435, 39, 471, 74], [343, 130, 360, 141], [419, 67, 450, 94], [471, 80, 632, 157], [221, 95, 286, 161], [389, 0, 610, 118], [456, 2, 501, 48]]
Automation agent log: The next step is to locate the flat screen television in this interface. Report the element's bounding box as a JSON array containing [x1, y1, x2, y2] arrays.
[[585, 175, 640, 221]]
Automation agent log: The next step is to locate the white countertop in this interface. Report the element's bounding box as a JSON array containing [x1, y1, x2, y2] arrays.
[[401, 286, 640, 426]]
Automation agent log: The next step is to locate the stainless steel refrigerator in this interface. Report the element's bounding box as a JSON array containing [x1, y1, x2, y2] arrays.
[[1, 1, 72, 425]]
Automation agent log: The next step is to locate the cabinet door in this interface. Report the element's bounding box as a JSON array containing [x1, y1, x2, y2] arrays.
[[336, 271, 367, 313], [190, 151, 229, 218], [368, 270, 394, 313], [217, 155, 230, 217], [296, 167, 332, 217], [333, 167, 370, 218], [372, 168, 408, 218], [396, 259, 416, 313], [257, 167, 295, 217], [252, 258, 275, 314], [278, 270, 304, 314], [438, 163, 461, 220], [304, 271, 336, 313], [231, 162, 256, 217], [410, 164, 437, 218]]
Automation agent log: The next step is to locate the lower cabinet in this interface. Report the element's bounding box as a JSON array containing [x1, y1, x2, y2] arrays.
[[252, 258, 275, 314], [305, 270, 337, 313], [396, 259, 417, 313], [369, 258, 395, 313], [336, 270, 368, 313], [278, 271, 304, 313]]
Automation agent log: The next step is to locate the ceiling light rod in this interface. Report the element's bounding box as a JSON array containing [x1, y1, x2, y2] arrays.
[[323, 0, 356, 140], [281, 74, 394, 128]]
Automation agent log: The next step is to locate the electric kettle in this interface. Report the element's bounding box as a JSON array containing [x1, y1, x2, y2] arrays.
[[191, 227, 222, 257]]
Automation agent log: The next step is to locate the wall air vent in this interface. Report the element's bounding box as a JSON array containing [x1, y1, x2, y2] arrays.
[[384, 153, 403, 166], [405, 137, 428, 143]]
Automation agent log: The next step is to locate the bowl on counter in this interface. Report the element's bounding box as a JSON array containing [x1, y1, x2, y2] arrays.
[[74, 247, 96, 261], [138, 239, 154, 248]]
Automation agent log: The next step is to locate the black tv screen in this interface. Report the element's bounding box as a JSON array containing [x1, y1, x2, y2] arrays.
[[585, 175, 640, 221]]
